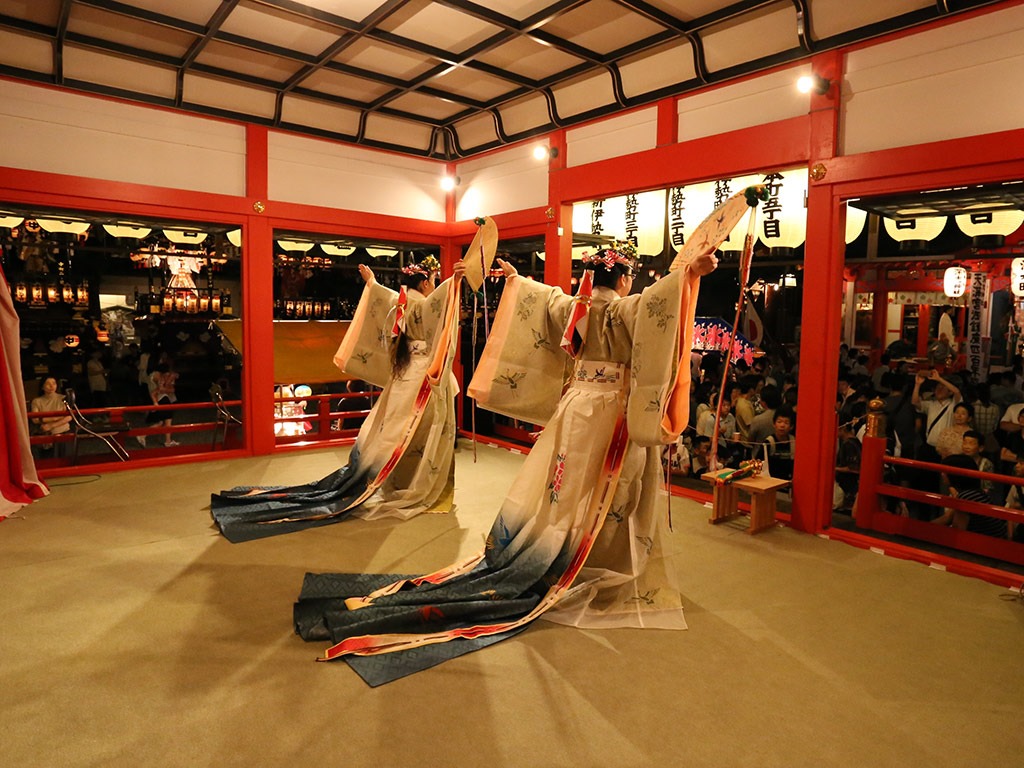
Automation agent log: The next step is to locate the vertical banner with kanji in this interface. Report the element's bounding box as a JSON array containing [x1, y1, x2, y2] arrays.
[[968, 271, 988, 380]]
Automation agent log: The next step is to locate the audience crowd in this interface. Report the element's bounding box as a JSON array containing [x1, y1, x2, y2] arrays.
[[664, 338, 1024, 544]]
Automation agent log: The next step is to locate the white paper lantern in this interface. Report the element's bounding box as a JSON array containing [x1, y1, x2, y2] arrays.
[[164, 229, 208, 244], [365, 247, 396, 258], [1011, 257, 1024, 297], [883, 215, 946, 243], [103, 224, 152, 239], [0, 215, 24, 229], [320, 244, 355, 257], [36, 218, 91, 235], [277, 239, 315, 252], [226, 229, 242, 247], [943, 266, 968, 298], [955, 209, 1024, 237], [845, 203, 867, 244], [758, 169, 807, 249], [573, 191, 666, 255]]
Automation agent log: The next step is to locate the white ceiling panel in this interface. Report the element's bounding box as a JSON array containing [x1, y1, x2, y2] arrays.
[[184, 73, 277, 119], [68, 5, 194, 58], [280, 94, 362, 136], [476, 36, 586, 81], [195, 41, 303, 83], [378, 2, 503, 54], [0, 28, 53, 75], [702, 3, 797, 72], [619, 40, 697, 99], [123, 0, 227, 27], [551, 69, 616, 118], [300, 68, 394, 102], [0, 0, 1009, 158], [809, 0, 935, 41], [541, 0, 668, 56], [65, 45, 176, 99], [363, 111, 433, 152], [497, 93, 553, 137], [219, 1, 344, 56]]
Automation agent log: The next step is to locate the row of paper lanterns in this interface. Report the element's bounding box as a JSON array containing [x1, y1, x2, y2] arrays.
[[944, 257, 1024, 298], [0, 215, 395, 257], [557, 171, 1024, 256], [6, 194, 1023, 261]]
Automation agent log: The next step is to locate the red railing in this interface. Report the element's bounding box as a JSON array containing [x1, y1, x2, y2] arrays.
[[271, 390, 378, 446], [856, 434, 1024, 567], [29, 397, 245, 467]]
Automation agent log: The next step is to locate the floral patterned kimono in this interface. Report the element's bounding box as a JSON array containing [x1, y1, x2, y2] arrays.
[[293, 255, 704, 686], [210, 277, 460, 543]]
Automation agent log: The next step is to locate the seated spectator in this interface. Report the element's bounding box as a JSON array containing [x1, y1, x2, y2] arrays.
[[934, 454, 1007, 538], [663, 435, 691, 481], [990, 370, 1024, 411], [340, 379, 372, 430], [762, 407, 795, 480], [871, 352, 892, 394], [960, 430, 994, 494], [834, 418, 862, 513], [1003, 453, 1024, 543], [733, 375, 759, 441], [935, 402, 973, 459], [689, 435, 713, 477], [747, 384, 781, 445], [29, 377, 71, 456], [697, 396, 740, 466]]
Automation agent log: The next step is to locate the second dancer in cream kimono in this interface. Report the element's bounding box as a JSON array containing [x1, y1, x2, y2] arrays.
[[211, 258, 464, 542], [293, 232, 725, 685]]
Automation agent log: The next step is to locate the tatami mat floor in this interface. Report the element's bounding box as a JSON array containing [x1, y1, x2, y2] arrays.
[[2, 440, 1021, 767]]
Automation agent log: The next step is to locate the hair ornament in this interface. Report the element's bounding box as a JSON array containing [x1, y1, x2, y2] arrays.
[[580, 240, 640, 274]]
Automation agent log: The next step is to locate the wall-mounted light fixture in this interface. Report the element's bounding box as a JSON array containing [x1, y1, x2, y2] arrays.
[[796, 73, 831, 95], [440, 175, 460, 192], [533, 145, 559, 161]]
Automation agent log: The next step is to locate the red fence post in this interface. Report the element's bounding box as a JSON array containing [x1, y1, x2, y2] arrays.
[[857, 434, 886, 529]]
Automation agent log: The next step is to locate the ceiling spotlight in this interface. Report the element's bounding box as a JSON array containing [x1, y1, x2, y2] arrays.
[[796, 73, 831, 95], [440, 175, 460, 192], [533, 145, 558, 161]]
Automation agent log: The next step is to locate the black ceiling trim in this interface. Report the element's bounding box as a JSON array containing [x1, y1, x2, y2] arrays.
[[793, 0, 814, 52], [54, 0, 73, 83], [0, 14, 52, 37], [181, 0, 242, 70]]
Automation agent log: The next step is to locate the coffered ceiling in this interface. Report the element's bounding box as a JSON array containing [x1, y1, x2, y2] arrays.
[[0, 0, 1005, 158]]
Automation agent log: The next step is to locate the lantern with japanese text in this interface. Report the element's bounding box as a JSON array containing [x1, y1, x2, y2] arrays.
[[758, 169, 808, 254], [1010, 258, 1024, 298], [943, 266, 968, 298]]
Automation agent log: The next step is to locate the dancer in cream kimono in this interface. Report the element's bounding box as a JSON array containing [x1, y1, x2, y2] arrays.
[[211, 256, 466, 542], [293, 222, 737, 685]]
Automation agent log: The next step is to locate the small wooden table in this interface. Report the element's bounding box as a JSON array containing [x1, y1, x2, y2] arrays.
[[701, 472, 791, 534]]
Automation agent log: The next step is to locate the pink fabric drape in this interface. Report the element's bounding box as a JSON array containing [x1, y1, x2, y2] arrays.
[[0, 265, 47, 519]]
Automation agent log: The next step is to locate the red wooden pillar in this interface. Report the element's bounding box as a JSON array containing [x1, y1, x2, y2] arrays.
[[545, 130, 571, 291], [243, 125, 275, 455], [792, 50, 843, 533]]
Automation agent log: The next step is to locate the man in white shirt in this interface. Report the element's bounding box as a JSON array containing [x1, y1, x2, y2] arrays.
[[912, 369, 961, 460]]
